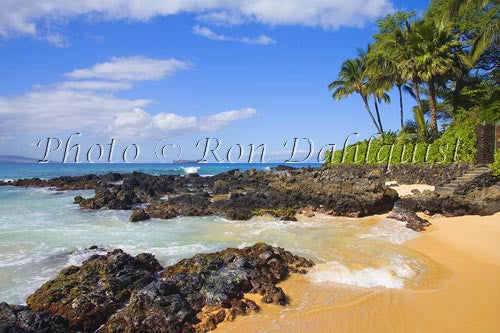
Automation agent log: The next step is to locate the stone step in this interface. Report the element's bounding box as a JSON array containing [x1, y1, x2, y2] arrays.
[[435, 188, 455, 195], [435, 167, 490, 196], [437, 184, 458, 188], [462, 172, 487, 176], [467, 171, 490, 175], [464, 170, 488, 174], [454, 178, 475, 183]]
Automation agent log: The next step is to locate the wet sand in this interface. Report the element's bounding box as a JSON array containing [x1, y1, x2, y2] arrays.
[[216, 213, 500, 333]]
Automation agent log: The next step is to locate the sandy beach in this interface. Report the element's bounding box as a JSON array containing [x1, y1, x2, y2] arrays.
[[216, 213, 500, 333]]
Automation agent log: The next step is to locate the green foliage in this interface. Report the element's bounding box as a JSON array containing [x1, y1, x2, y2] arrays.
[[374, 11, 416, 39], [329, 51, 384, 134], [492, 151, 500, 178], [324, 119, 477, 166], [326, 0, 498, 165], [431, 118, 477, 163]]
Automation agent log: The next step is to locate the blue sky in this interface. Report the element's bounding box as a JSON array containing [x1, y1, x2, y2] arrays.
[[0, 0, 428, 163]]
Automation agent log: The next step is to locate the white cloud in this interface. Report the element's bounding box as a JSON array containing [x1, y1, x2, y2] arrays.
[[193, 25, 276, 45], [198, 109, 258, 131], [240, 35, 276, 45], [0, 56, 257, 139], [0, 1, 394, 39], [0, 86, 151, 134], [45, 33, 70, 47], [58, 80, 133, 91], [153, 113, 197, 132], [65, 56, 191, 81], [196, 11, 246, 26], [107, 107, 257, 139], [192, 26, 227, 41]]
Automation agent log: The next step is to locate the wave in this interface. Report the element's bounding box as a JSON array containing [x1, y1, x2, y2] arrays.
[[181, 166, 200, 174], [66, 246, 109, 266], [307, 259, 415, 289], [358, 219, 420, 244]]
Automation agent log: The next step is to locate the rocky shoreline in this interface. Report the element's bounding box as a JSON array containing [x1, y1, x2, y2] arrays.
[[0, 244, 313, 333], [1, 165, 499, 332], [1, 164, 498, 232]]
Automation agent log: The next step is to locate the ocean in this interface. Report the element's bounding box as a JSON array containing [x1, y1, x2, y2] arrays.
[[0, 162, 321, 180], [0, 162, 436, 306]]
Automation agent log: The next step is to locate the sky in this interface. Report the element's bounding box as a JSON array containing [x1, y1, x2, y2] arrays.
[[0, 0, 429, 163]]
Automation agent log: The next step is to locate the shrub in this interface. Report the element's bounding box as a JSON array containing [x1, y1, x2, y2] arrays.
[[324, 119, 477, 167], [492, 151, 500, 178]]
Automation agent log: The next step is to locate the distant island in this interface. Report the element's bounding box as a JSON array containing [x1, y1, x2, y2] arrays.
[[0, 155, 40, 163]]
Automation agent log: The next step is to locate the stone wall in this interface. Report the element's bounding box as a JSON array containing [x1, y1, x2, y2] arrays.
[[475, 124, 495, 164], [496, 123, 500, 152]]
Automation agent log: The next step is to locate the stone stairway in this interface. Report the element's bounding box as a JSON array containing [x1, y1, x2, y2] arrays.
[[435, 166, 491, 195]]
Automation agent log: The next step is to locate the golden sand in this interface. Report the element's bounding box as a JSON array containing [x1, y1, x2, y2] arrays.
[[386, 183, 435, 197], [216, 213, 500, 333]]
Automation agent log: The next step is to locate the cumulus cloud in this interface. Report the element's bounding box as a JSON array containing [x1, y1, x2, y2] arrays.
[[0, 0, 394, 40], [0, 86, 151, 134], [65, 56, 191, 81], [58, 80, 133, 91], [108, 107, 257, 139], [0, 56, 257, 139], [196, 11, 247, 26], [193, 25, 276, 45], [198, 109, 258, 131]]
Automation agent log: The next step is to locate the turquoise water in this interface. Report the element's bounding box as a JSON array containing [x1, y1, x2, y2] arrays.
[[0, 163, 437, 306], [0, 162, 321, 180]]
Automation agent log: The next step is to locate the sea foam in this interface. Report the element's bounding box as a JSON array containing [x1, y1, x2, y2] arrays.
[[307, 259, 415, 289], [359, 218, 420, 244], [181, 166, 200, 174]]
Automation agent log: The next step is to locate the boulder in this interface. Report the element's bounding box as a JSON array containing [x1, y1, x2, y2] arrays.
[[21, 243, 313, 333], [388, 199, 431, 231], [161, 243, 314, 307], [26, 250, 163, 332], [0, 302, 69, 333], [101, 281, 195, 333], [272, 165, 297, 172], [129, 209, 151, 222]]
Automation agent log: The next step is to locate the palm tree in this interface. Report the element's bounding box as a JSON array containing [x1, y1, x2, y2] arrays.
[[436, 0, 499, 114], [383, 20, 459, 139], [396, 83, 416, 130], [448, 0, 500, 17], [366, 48, 414, 131], [381, 21, 428, 142], [407, 21, 460, 138], [329, 56, 382, 134], [367, 78, 391, 134]]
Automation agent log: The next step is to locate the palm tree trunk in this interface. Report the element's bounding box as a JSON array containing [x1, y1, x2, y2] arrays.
[[412, 80, 427, 143], [428, 77, 438, 138], [397, 84, 404, 130], [413, 81, 423, 116], [373, 96, 384, 134], [452, 72, 465, 114], [361, 95, 382, 134]]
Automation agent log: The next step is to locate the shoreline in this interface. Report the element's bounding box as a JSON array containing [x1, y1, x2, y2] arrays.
[[215, 213, 500, 332], [0, 166, 498, 332]]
